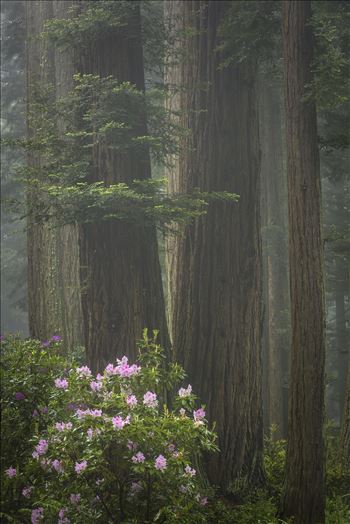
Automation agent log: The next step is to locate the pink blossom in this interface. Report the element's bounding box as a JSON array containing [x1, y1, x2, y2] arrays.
[[112, 415, 130, 430], [127, 440, 138, 451], [126, 394, 137, 407], [34, 439, 48, 456], [52, 459, 64, 473], [5, 466, 16, 478], [75, 461, 87, 474], [143, 391, 158, 408], [76, 408, 102, 419], [58, 508, 70, 524], [96, 373, 103, 381], [179, 408, 186, 417], [70, 493, 81, 504], [195, 494, 208, 505], [155, 455, 167, 471], [178, 384, 192, 397], [22, 486, 33, 498], [31, 507, 44, 524], [193, 408, 205, 421], [105, 363, 118, 375], [87, 427, 101, 440], [14, 391, 25, 400], [90, 380, 103, 392], [51, 335, 62, 342], [55, 378, 68, 390], [55, 422, 73, 432], [184, 465, 196, 477], [76, 366, 92, 378], [132, 452, 145, 464]]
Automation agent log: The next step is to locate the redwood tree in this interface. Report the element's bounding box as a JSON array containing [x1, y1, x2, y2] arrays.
[[76, 1, 170, 370], [281, 1, 326, 522], [165, 0, 263, 488], [260, 80, 290, 438], [26, 0, 83, 348]]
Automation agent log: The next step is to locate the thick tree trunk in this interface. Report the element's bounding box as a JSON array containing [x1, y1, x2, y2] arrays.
[[281, 2, 325, 523], [77, 2, 169, 371], [260, 81, 290, 439], [165, 0, 263, 489], [26, 0, 83, 349]]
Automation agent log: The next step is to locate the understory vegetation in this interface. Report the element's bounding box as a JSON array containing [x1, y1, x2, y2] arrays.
[[1, 335, 349, 523]]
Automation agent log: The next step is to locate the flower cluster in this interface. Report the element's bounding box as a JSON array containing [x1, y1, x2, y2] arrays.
[[54, 378, 69, 390]]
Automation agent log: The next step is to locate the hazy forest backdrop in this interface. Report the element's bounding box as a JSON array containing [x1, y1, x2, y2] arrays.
[[1, 1, 349, 523]]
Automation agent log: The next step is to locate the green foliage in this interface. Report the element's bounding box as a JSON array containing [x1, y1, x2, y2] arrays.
[[0, 336, 71, 491], [310, 1, 350, 110], [7, 73, 238, 228], [264, 426, 286, 498], [218, 1, 281, 69], [42, 1, 136, 49], [1, 333, 218, 523]]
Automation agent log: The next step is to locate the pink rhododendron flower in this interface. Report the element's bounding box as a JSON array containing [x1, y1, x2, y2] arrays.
[[76, 408, 102, 419], [178, 384, 192, 397], [179, 408, 186, 417], [193, 408, 205, 421], [22, 486, 33, 498], [105, 363, 118, 375], [90, 380, 103, 392], [75, 461, 87, 474], [14, 391, 25, 400], [51, 335, 62, 342], [155, 455, 167, 471], [184, 465, 196, 477], [5, 466, 16, 478], [70, 493, 81, 504], [34, 439, 48, 456], [195, 494, 208, 505], [115, 356, 141, 378], [112, 415, 130, 430], [132, 451, 145, 463], [58, 508, 70, 524], [55, 378, 68, 390], [87, 427, 101, 440], [52, 459, 64, 473], [143, 391, 158, 408], [127, 440, 137, 451], [76, 366, 92, 378], [55, 422, 73, 432], [31, 507, 44, 524], [126, 394, 137, 407]]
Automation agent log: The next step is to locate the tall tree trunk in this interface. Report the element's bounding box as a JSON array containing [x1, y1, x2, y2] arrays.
[[281, 2, 325, 523], [26, 0, 83, 348], [165, 0, 263, 489], [76, 2, 169, 371], [260, 80, 290, 439], [335, 233, 349, 424], [340, 369, 350, 465]]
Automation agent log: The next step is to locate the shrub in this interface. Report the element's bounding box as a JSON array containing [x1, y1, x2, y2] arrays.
[[1, 331, 217, 523]]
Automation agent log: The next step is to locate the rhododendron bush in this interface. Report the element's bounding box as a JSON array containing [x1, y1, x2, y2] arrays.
[[0, 332, 217, 523]]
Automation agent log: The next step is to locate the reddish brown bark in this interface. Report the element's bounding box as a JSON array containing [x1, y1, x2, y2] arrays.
[[281, 1, 326, 522], [165, 0, 263, 489]]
